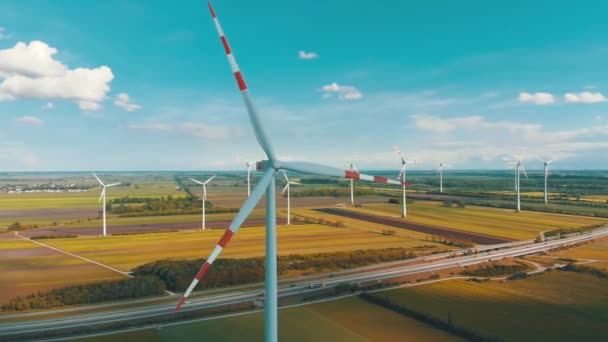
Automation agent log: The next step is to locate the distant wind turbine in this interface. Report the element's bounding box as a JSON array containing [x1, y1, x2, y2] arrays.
[[394, 147, 421, 218], [346, 159, 358, 205], [508, 156, 528, 212], [189, 175, 216, 230], [93, 173, 120, 237], [437, 162, 449, 193], [281, 171, 300, 225], [243, 159, 256, 197], [174, 3, 409, 341], [537, 156, 556, 204]]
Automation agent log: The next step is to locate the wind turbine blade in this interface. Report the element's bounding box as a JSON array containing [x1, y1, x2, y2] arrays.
[[189, 178, 205, 186], [204, 175, 216, 185], [282, 170, 289, 183], [106, 183, 121, 187], [393, 146, 406, 164], [98, 188, 106, 203], [520, 164, 528, 178], [208, 1, 277, 162], [281, 183, 289, 194], [176, 167, 276, 311], [397, 164, 406, 181], [281, 161, 409, 186], [92, 173, 105, 186]]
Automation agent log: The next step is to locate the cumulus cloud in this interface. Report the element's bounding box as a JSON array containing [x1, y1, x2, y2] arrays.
[[320, 82, 363, 100], [128, 122, 172, 131], [0, 41, 114, 110], [0, 27, 11, 40], [518, 92, 555, 105], [563, 92, 607, 104], [298, 50, 319, 60], [42, 102, 54, 110], [15, 116, 43, 126], [114, 92, 142, 112]]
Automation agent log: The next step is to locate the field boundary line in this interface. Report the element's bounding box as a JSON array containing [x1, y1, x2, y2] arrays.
[[14, 232, 132, 278]]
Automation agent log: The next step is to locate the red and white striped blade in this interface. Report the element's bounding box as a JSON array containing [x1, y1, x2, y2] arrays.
[[280, 161, 409, 186], [208, 1, 277, 162], [175, 168, 276, 312]]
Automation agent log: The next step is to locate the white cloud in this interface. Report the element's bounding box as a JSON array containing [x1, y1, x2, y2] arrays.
[[114, 92, 142, 112], [42, 102, 54, 110], [181, 122, 231, 140], [320, 82, 363, 100], [0, 41, 114, 110], [15, 115, 43, 126], [128, 122, 172, 131], [563, 91, 607, 104], [518, 92, 555, 105], [298, 50, 319, 60], [0, 27, 11, 40]]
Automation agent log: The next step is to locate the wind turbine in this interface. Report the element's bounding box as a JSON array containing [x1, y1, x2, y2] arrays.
[[346, 159, 358, 205], [93, 173, 120, 237], [537, 157, 556, 204], [243, 159, 256, 197], [394, 147, 421, 218], [281, 171, 300, 225], [175, 3, 409, 341], [437, 162, 449, 193], [508, 157, 528, 212], [189, 175, 216, 230]]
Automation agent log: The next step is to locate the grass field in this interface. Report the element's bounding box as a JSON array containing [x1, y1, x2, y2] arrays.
[[81, 297, 462, 342], [0, 239, 124, 305], [39, 223, 446, 271], [553, 236, 608, 260], [371, 271, 608, 341], [341, 202, 606, 240]]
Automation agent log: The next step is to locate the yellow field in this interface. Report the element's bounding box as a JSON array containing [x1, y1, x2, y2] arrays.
[[0, 239, 124, 305], [582, 195, 608, 203], [82, 297, 462, 342], [371, 271, 608, 341], [340, 202, 606, 240], [553, 236, 608, 260], [40, 224, 446, 271]]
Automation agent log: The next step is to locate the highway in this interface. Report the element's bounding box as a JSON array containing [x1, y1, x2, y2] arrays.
[[1, 226, 607, 340]]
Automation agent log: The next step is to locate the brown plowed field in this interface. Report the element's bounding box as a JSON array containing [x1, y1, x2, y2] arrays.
[[315, 208, 511, 245]]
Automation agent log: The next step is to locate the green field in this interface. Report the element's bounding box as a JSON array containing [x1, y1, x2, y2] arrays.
[[80, 296, 462, 342], [370, 271, 608, 341], [342, 202, 606, 240], [0, 239, 124, 305], [40, 223, 446, 271]]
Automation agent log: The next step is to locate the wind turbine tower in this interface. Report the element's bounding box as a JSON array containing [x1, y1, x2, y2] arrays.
[[189, 175, 216, 230], [394, 147, 421, 218], [93, 173, 120, 237], [281, 171, 300, 225]]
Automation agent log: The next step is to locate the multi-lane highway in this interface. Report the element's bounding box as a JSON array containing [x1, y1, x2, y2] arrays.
[[1, 226, 606, 340]]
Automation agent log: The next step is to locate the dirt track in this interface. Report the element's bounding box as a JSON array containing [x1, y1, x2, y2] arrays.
[[314, 208, 511, 245], [19, 217, 288, 237]]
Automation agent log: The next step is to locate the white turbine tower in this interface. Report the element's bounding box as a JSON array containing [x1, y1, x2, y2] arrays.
[[537, 157, 555, 204], [189, 175, 216, 230], [508, 157, 528, 212], [346, 159, 358, 205], [437, 162, 449, 193], [243, 160, 256, 197], [281, 171, 300, 225], [175, 3, 410, 341], [394, 147, 421, 218], [93, 173, 120, 237]]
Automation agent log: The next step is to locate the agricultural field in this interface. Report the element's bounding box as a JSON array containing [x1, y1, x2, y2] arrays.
[[0, 238, 124, 305], [37, 223, 447, 271], [340, 202, 606, 240], [369, 271, 608, 341], [82, 296, 462, 342], [552, 236, 608, 261]]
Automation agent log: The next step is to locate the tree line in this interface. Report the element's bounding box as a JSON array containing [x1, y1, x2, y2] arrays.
[[2, 276, 165, 312], [133, 248, 418, 292]]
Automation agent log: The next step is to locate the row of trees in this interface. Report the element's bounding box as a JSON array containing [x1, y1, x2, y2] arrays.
[[462, 262, 527, 277], [133, 248, 418, 292], [2, 276, 166, 312]]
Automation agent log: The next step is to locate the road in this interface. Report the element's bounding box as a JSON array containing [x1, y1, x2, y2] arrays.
[[1, 226, 607, 340]]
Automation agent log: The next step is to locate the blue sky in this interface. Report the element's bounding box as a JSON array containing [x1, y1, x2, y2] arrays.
[[0, 0, 607, 171]]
